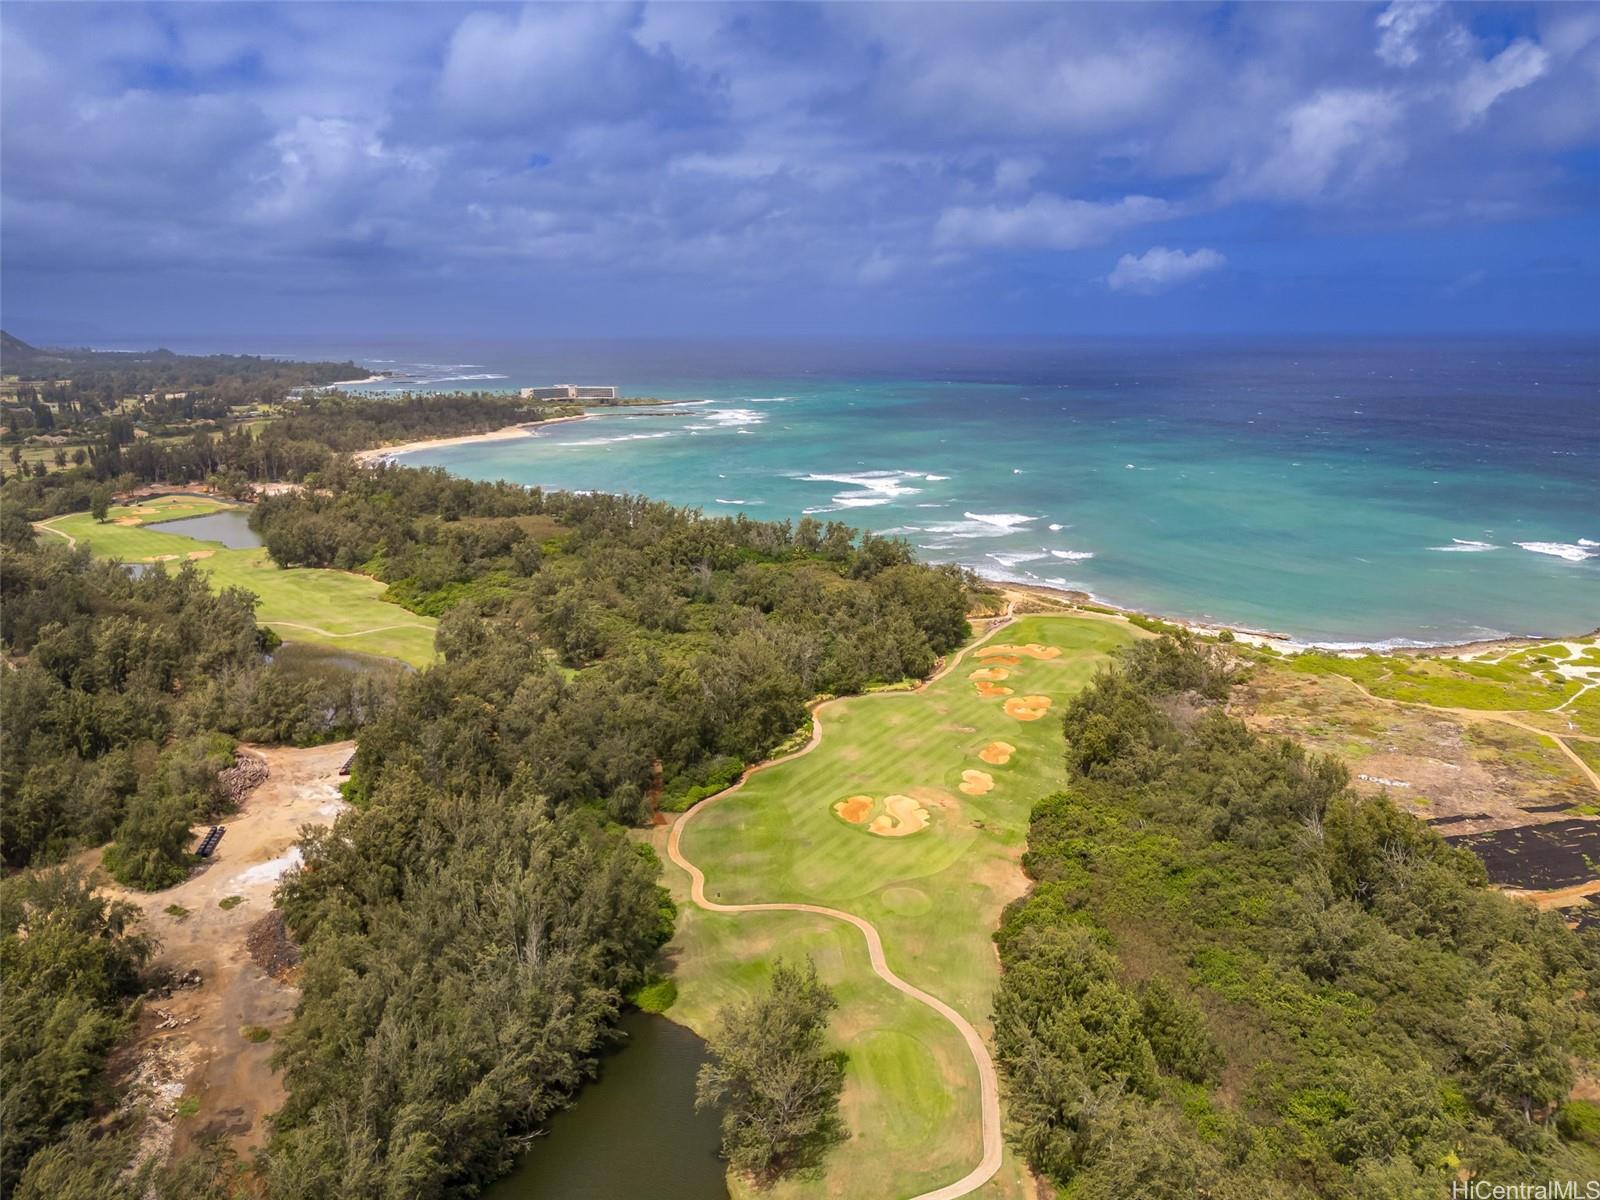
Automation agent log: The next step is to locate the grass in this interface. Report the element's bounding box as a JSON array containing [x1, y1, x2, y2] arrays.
[[629, 976, 678, 1013], [164, 904, 190, 920], [663, 613, 1142, 1199], [38, 498, 438, 668], [175, 1095, 201, 1118], [240, 1026, 272, 1043], [1288, 651, 1580, 711], [218, 895, 244, 910]]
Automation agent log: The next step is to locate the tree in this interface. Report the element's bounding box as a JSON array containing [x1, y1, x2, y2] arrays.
[[90, 485, 111, 523], [695, 958, 847, 1181]]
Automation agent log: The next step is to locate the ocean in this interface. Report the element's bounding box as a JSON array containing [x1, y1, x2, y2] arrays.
[[307, 337, 1596, 646]]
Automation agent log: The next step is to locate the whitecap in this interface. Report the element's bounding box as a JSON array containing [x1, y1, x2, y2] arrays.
[[1516, 541, 1597, 563], [924, 474, 950, 481], [1428, 539, 1500, 553], [714, 498, 755, 505], [987, 550, 1052, 568], [563, 431, 677, 447], [1050, 549, 1095, 561], [697, 408, 765, 427], [743, 396, 790, 403], [963, 512, 1039, 530], [1048, 523, 1065, 532]]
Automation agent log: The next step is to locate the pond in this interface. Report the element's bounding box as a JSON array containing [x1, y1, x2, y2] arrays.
[[486, 1011, 729, 1200], [144, 507, 262, 549]]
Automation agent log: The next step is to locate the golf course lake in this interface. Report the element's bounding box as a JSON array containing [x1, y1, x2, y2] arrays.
[[144, 507, 261, 548], [486, 1011, 729, 1200]]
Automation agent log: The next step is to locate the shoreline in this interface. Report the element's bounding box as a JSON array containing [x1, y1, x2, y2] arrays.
[[982, 579, 1597, 661], [346, 414, 1593, 659], [350, 414, 589, 465]]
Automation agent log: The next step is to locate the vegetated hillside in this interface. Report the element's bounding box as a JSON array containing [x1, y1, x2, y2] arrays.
[[996, 635, 1600, 1198], [0, 329, 360, 389]]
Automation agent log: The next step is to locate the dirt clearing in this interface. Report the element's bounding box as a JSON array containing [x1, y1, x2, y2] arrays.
[[98, 741, 353, 1165]]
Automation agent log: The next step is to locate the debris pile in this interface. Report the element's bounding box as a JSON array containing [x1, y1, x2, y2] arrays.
[[218, 751, 269, 806], [245, 910, 300, 979]]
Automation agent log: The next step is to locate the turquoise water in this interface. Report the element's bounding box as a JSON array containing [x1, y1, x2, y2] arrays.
[[342, 338, 1596, 645]]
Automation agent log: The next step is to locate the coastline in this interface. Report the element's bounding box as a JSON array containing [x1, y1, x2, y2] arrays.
[[994, 579, 1597, 661], [347, 414, 1594, 659], [350, 413, 589, 466]]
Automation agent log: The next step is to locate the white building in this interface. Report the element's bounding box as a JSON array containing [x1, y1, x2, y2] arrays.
[[520, 384, 617, 401]]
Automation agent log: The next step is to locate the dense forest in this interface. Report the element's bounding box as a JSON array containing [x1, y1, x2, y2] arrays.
[[256, 463, 972, 814], [995, 635, 1600, 1197]]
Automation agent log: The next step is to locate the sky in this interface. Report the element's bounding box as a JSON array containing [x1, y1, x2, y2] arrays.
[[2, 1, 1598, 344]]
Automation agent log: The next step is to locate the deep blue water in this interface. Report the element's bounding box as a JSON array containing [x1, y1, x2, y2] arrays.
[[259, 336, 1596, 644]]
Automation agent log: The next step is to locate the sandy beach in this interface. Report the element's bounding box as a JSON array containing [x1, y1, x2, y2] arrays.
[[350, 414, 588, 465]]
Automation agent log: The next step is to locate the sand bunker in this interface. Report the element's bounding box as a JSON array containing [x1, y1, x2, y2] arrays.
[[1004, 694, 1055, 721], [975, 681, 1014, 697], [979, 741, 1015, 765], [969, 666, 1010, 682], [959, 770, 994, 796], [834, 795, 874, 824], [978, 643, 1062, 660], [869, 794, 931, 837]]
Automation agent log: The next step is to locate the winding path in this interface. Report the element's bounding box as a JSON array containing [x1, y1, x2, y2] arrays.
[[665, 604, 1026, 1200]]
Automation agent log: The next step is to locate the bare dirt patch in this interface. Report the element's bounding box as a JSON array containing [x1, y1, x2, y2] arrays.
[[98, 741, 353, 1165], [835, 795, 874, 824], [959, 769, 995, 796], [969, 667, 1010, 682], [869, 794, 931, 837], [979, 741, 1015, 766], [1003, 695, 1055, 721], [975, 680, 1014, 697]]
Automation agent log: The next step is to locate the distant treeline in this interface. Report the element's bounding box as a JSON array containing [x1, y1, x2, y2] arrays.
[[0, 391, 555, 519], [1, 329, 360, 395], [996, 635, 1600, 1197]]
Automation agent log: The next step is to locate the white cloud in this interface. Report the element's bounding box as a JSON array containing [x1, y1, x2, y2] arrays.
[[1106, 246, 1225, 293], [1375, 2, 1444, 68], [935, 193, 1174, 250], [1455, 39, 1550, 126], [1232, 88, 1403, 201]]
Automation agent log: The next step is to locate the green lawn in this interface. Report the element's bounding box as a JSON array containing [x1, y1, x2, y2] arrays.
[[38, 499, 437, 667], [661, 614, 1142, 1199]]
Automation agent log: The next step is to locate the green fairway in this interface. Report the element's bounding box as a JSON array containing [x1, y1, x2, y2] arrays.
[[38, 499, 437, 667], [662, 613, 1142, 1199]]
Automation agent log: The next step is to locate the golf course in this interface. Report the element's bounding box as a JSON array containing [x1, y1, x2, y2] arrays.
[[35, 495, 438, 667], [663, 612, 1144, 1199]]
